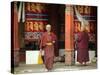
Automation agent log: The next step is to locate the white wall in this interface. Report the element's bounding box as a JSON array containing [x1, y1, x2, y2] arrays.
[[59, 49, 95, 63]]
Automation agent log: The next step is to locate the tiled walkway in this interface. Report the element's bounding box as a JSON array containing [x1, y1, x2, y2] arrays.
[[14, 62, 97, 74]]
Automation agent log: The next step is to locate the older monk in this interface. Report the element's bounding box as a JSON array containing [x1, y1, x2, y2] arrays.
[[40, 24, 57, 71], [77, 26, 89, 65]]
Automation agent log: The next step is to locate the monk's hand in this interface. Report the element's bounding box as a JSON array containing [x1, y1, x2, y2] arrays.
[[40, 49, 42, 55], [52, 41, 55, 43], [46, 42, 52, 45]]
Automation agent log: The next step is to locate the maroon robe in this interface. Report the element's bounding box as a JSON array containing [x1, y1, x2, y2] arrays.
[[40, 32, 57, 70], [77, 31, 89, 63]]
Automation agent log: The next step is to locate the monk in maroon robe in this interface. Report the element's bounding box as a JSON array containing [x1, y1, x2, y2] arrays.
[[40, 24, 57, 71], [77, 26, 89, 65]]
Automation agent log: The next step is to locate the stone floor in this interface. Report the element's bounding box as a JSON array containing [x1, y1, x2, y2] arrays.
[[14, 62, 97, 74]]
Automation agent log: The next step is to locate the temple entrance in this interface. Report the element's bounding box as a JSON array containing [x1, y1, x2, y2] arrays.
[[11, 2, 97, 73], [17, 2, 65, 64]]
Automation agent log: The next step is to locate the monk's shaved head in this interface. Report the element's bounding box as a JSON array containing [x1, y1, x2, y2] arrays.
[[46, 24, 51, 28], [81, 26, 86, 32], [46, 24, 51, 32]]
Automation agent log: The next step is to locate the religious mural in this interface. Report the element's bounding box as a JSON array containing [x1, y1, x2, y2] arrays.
[[24, 3, 48, 40]]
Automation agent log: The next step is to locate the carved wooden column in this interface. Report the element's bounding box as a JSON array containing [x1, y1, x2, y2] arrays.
[[11, 2, 20, 67], [65, 5, 75, 65]]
